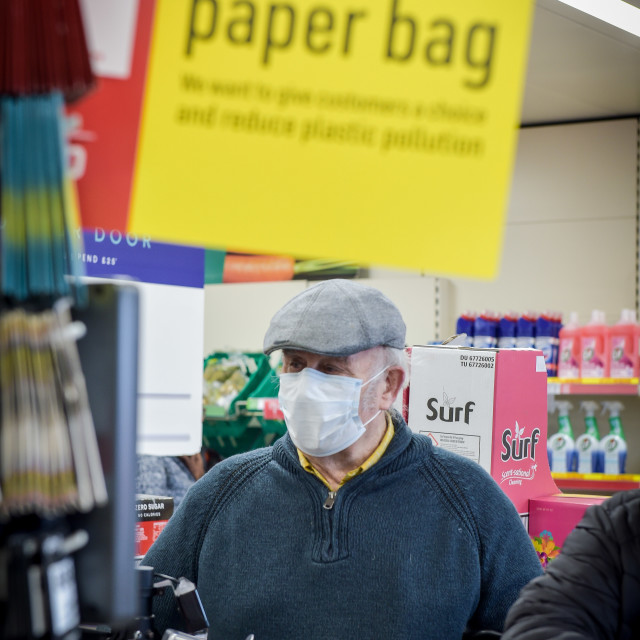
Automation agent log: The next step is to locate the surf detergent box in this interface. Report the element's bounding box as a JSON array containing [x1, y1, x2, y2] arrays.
[[135, 494, 174, 558], [528, 493, 607, 568], [406, 346, 558, 518]]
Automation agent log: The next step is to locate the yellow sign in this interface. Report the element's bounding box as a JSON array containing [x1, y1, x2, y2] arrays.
[[129, 0, 534, 278]]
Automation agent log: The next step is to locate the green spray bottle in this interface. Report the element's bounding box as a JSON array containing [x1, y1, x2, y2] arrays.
[[576, 401, 602, 473], [600, 401, 627, 474], [547, 399, 577, 472]]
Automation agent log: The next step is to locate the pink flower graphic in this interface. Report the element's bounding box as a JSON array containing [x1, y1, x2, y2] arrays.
[[532, 531, 561, 569]]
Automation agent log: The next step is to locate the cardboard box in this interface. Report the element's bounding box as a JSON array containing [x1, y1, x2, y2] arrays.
[[135, 494, 174, 558], [528, 493, 607, 567], [406, 346, 558, 518]]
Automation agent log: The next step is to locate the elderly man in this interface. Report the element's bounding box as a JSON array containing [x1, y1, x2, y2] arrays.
[[143, 279, 541, 639]]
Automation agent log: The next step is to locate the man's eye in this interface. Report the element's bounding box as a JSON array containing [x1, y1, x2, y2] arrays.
[[322, 366, 340, 375]]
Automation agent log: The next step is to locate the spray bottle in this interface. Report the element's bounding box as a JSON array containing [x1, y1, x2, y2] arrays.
[[608, 309, 640, 378], [575, 401, 602, 473], [547, 399, 577, 472], [600, 401, 628, 474], [580, 310, 609, 378], [558, 312, 581, 379]]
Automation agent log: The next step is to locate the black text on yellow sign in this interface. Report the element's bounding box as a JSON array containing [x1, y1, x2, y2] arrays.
[[129, 0, 533, 277], [185, 0, 498, 89]]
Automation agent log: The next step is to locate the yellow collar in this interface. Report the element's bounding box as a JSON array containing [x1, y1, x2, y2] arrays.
[[297, 413, 395, 490]]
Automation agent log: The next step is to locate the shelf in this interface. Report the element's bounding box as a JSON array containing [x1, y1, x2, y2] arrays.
[[548, 377, 640, 396], [552, 472, 640, 493], [203, 398, 284, 423]]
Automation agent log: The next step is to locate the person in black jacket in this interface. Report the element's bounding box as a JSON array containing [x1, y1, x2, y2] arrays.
[[502, 488, 640, 640]]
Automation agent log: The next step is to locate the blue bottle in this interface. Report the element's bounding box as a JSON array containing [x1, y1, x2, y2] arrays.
[[535, 312, 555, 375], [516, 312, 537, 349], [473, 311, 499, 348], [455, 311, 476, 347], [497, 312, 518, 349], [551, 313, 562, 376]]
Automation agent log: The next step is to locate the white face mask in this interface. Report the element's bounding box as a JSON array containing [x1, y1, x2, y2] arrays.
[[278, 366, 388, 457]]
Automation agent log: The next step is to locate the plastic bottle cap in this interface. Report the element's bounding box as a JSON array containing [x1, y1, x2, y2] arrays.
[[619, 309, 637, 324]]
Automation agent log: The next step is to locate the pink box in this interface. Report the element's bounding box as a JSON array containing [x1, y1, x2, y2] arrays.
[[406, 346, 558, 517], [529, 493, 607, 567]]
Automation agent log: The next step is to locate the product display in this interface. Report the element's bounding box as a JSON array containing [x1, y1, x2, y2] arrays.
[[472, 310, 499, 348], [534, 313, 559, 377], [575, 401, 603, 473], [547, 399, 577, 473], [600, 401, 627, 474], [609, 309, 640, 377], [455, 310, 476, 346], [580, 310, 609, 378], [557, 312, 581, 378], [557, 309, 640, 380], [0, 0, 94, 99], [455, 310, 562, 376], [0, 302, 107, 516], [202, 351, 284, 458], [203, 353, 256, 409], [458, 308, 640, 381], [497, 312, 518, 349], [515, 312, 538, 349]]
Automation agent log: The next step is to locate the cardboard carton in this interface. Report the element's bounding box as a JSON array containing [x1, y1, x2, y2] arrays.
[[528, 493, 607, 568], [406, 345, 558, 518]]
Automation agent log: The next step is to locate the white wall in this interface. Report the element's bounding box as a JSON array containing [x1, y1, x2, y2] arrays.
[[444, 118, 639, 334]]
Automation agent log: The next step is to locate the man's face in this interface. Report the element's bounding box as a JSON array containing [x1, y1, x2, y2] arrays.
[[281, 347, 385, 420]]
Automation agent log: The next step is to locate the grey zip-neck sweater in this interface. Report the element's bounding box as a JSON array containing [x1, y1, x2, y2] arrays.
[[143, 411, 541, 639]]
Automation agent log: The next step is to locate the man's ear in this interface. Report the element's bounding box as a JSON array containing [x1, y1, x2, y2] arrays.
[[379, 367, 406, 410]]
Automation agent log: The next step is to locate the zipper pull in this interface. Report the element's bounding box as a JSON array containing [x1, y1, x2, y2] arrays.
[[323, 490, 337, 510]]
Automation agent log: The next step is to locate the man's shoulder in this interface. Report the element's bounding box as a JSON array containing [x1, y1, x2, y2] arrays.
[[389, 413, 497, 489], [410, 438, 518, 522], [198, 447, 274, 488]]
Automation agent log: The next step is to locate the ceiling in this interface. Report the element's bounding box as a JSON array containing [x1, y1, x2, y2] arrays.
[[521, 0, 640, 125]]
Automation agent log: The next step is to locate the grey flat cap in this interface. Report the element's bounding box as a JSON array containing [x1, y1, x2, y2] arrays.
[[263, 279, 406, 356]]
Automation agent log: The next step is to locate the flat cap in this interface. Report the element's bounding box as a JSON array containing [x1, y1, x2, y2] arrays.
[[263, 279, 406, 356]]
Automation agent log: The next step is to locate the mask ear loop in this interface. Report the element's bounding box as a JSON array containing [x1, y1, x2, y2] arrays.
[[361, 365, 390, 389], [361, 410, 382, 428], [359, 366, 390, 428]]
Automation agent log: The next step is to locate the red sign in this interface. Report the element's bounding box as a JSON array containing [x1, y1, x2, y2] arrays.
[[69, 0, 156, 232]]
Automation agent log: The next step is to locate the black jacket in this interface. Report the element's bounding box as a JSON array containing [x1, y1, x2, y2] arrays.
[[502, 489, 640, 640]]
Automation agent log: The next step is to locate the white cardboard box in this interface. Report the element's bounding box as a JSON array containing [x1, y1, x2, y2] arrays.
[[406, 345, 558, 516]]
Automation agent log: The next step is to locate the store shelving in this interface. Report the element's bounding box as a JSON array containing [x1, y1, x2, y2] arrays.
[[552, 472, 640, 493], [547, 377, 640, 396]]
